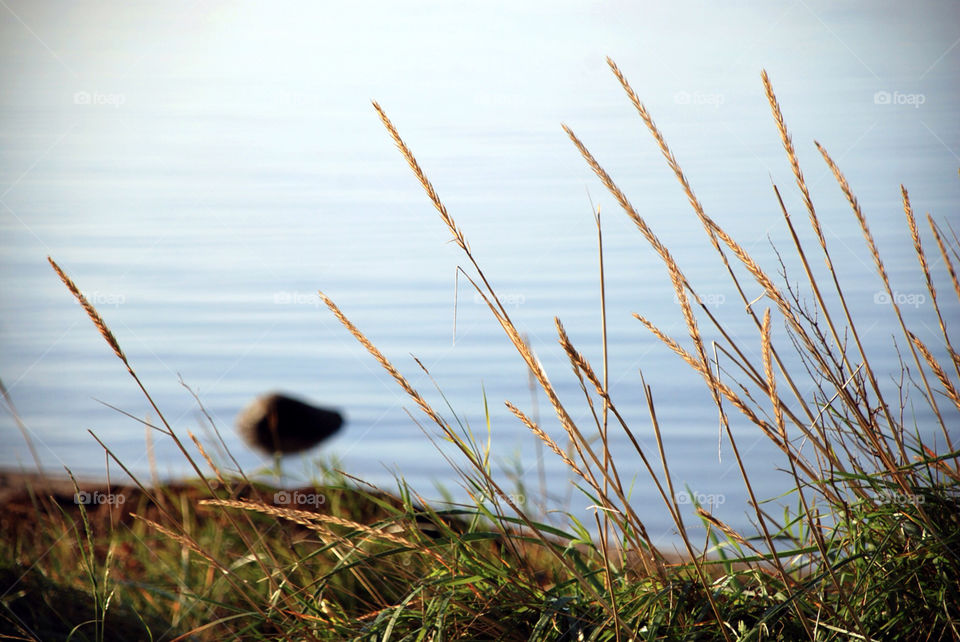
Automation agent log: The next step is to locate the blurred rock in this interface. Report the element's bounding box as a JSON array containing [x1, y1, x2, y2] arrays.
[[236, 393, 343, 455]]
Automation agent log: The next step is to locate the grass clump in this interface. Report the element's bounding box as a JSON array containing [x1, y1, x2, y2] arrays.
[[3, 59, 958, 640]]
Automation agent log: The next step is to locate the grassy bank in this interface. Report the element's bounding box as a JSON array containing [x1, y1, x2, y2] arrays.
[[3, 60, 959, 640]]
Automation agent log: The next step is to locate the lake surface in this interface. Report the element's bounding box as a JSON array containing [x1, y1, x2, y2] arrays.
[[1, 1, 958, 547]]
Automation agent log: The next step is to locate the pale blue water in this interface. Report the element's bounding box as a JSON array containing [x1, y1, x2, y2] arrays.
[[1, 1, 958, 547]]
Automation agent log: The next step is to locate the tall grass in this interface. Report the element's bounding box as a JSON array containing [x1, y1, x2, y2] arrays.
[[18, 60, 960, 640]]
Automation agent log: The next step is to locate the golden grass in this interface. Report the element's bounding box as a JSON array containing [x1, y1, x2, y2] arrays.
[[503, 401, 580, 479], [200, 498, 452, 569], [48, 257, 126, 363], [37, 56, 960, 641], [928, 212, 960, 304], [817, 140, 952, 453], [317, 291, 445, 429]]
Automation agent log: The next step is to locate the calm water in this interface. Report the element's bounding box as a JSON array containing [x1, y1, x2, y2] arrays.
[[2, 2, 958, 547]]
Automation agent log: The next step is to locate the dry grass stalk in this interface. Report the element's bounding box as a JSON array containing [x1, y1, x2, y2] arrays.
[[565, 99, 830, 463], [594, 206, 614, 555], [633, 314, 704, 373], [370, 108, 601, 498], [904, 186, 934, 299], [768, 182, 858, 428], [504, 397, 655, 579], [635, 309, 830, 493], [321, 280, 643, 607], [758, 310, 824, 637], [760, 70, 822, 248], [612, 63, 885, 481], [694, 508, 763, 558], [585, 65, 858, 446], [579, 64, 819, 459], [561, 124, 675, 267], [564, 117, 781, 371], [371, 102, 669, 591], [632, 370, 733, 606], [814, 143, 888, 292], [553, 321, 677, 506], [665, 256, 729, 430], [561, 359, 638, 534], [371, 102, 468, 255], [50, 258, 288, 596], [907, 331, 960, 413], [770, 160, 890, 472], [201, 498, 439, 558], [471, 271, 652, 553], [48, 257, 126, 363], [928, 214, 960, 304], [188, 430, 227, 488], [372, 101, 519, 331], [604, 59, 721, 251], [317, 291, 446, 430], [667, 258, 709, 376], [604, 60, 785, 315], [757, 80, 897, 459], [565, 103, 769, 381], [560, 310, 712, 526], [761, 310, 785, 438], [904, 188, 960, 388], [816, 142, 949, 453], [633, 315, 772, 436], [563, 116, 775, 415], [553, 316, 701, 573], [760, 88, 861, 395], [761, 104, 889, 470], [132, 514, 238, 583], [504, 401, 580, 478], [201, 497, 471, 604], [362, 124, 596, 503], [554, 319, 605, 399]]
